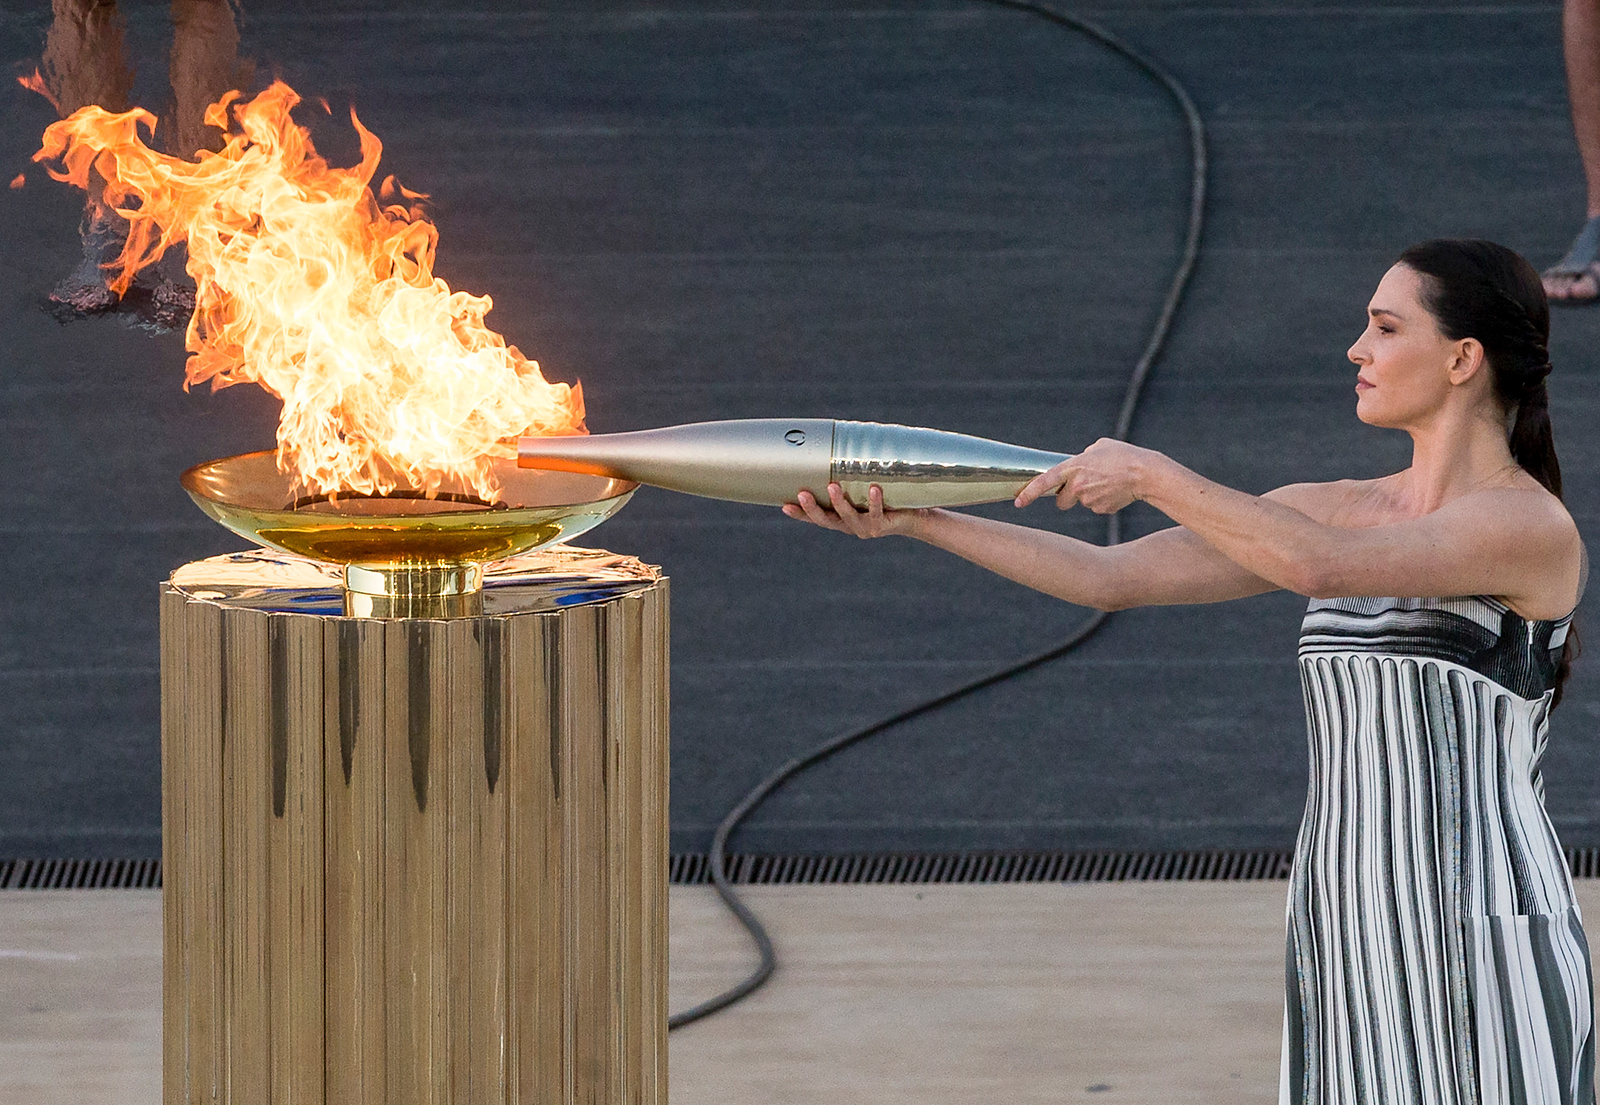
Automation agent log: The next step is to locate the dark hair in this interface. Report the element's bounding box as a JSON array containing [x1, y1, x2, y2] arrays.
[[1397, 238, 1578, 705]]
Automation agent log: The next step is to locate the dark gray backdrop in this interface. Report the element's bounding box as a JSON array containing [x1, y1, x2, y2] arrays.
[[1, 0, 1596, 858]]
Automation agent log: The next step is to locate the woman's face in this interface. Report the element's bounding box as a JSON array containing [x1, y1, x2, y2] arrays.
[[1346, 264, 1476, 429]]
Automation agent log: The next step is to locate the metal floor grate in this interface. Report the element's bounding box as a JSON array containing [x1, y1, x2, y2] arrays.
[[1, 849, 1595, 889], [670, 846, 1600, 885], [669, 849, 1294, 885], [1577, 847, 1600, 879], [0, 857, 162, 890]]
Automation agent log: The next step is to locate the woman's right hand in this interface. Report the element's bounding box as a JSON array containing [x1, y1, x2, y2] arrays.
[[781, 483, 926, 539]]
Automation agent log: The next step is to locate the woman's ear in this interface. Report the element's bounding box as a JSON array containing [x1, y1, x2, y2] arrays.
[[1447, 337, 1488, 386]]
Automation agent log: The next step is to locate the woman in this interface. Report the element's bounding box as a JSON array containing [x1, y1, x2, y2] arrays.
[[785, 240, 1596, 1104]]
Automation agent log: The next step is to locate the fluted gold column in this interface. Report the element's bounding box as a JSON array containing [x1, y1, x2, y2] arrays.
[[159, 548, 669, 1105]]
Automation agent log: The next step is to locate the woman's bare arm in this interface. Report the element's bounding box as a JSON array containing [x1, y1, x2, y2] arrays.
[[904, 509, 1269, 609], [785, 481, 1348, 610], [1020, 440, 1584, 619], [1140, 470, 1580, 617]]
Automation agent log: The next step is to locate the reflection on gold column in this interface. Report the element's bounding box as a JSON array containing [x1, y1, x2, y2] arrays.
[[160, 548, 669, 1104]]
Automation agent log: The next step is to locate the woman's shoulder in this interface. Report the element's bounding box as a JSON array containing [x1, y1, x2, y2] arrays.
[[1456, 478, 1580, 544]]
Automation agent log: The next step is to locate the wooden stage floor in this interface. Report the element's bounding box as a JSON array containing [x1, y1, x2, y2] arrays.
[[3, 882, 1597, 1103]]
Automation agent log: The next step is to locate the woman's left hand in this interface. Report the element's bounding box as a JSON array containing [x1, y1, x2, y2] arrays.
[[1016, 438, 1172, 513], [783, 482, 924, 538]]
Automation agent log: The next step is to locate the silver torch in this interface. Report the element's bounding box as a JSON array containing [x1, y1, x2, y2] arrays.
[[517, 419, 1073, 509]]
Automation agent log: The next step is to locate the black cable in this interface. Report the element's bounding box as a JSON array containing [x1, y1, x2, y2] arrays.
[[668, 0, 1208, 1030]]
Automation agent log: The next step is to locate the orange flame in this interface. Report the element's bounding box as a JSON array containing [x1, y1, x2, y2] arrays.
[[17, 68, 60, 112], [8, 173, 23, 190], [33, 80, 585, 498]]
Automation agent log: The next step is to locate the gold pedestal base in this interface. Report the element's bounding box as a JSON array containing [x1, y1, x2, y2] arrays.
[[159, 548, 669, 1105]]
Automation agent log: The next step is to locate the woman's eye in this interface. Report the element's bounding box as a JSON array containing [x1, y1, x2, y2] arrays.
[[1377, 325, 1394, 334]]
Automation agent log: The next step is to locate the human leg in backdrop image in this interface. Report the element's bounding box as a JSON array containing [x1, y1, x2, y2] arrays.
[[30, 0, 248, 321], [1546, 0, 1600, 302]]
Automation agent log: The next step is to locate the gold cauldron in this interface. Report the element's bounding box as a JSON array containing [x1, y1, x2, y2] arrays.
[[182, 451, 637, 616]]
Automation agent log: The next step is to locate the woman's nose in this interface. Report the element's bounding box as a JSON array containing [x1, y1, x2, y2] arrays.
[[1347, 341, 1366, 365]]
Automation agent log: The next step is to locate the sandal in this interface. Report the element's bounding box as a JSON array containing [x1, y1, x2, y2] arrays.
[[1543, 214, 1600, 304]]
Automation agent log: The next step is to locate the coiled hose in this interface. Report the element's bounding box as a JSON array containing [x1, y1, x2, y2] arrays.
[[669, 0, 1208, 1029]]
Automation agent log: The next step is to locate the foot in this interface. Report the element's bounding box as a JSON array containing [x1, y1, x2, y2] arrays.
[[45, 201, 195, 330], [46, 204, 129, 321], [1544, 214, 1600, 305], [1544, 261, 1600, 303]]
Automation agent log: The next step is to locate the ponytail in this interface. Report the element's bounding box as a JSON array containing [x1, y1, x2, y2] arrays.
[[1509, 376, 1561, 501]]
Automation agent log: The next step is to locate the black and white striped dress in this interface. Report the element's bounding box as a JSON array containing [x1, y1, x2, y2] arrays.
[[1283, 595, 1596, 1105]]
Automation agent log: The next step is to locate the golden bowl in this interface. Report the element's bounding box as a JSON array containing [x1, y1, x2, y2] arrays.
[[182, 451, 637, 611]]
